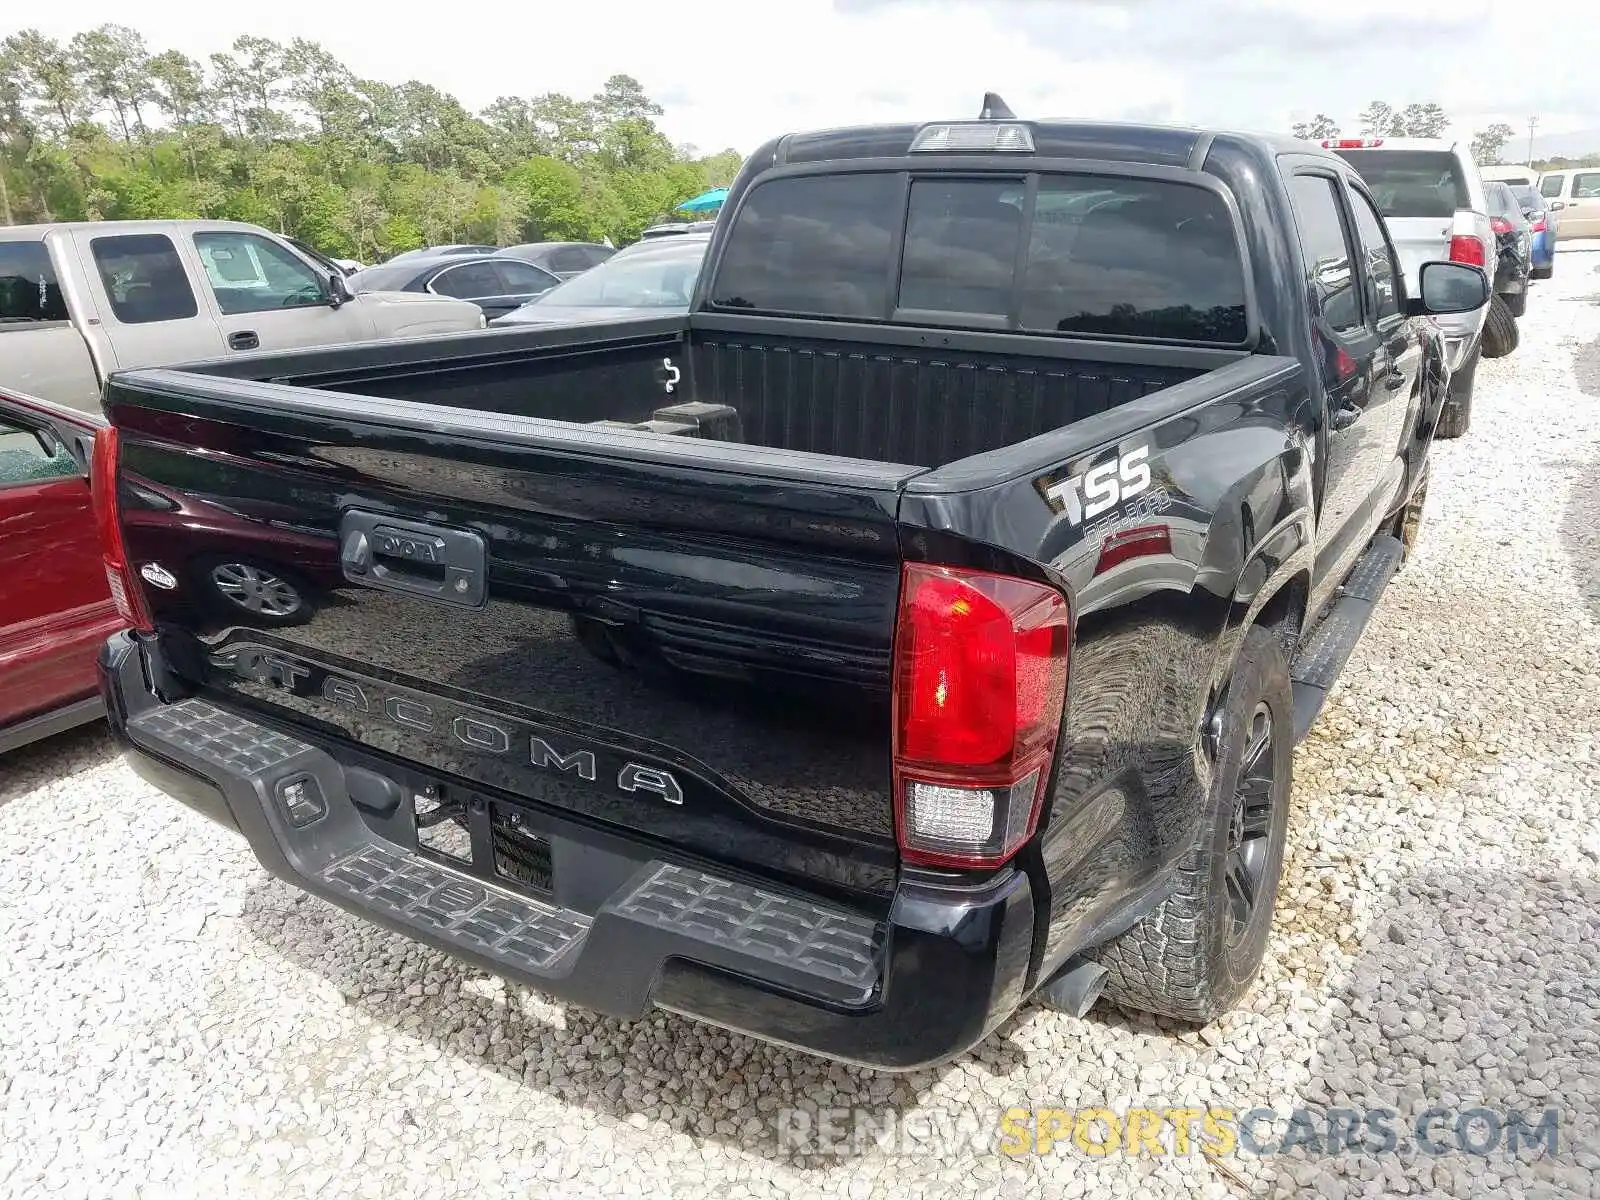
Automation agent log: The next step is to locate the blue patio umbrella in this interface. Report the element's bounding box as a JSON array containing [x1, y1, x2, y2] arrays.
[[677, 187, 728, 214]]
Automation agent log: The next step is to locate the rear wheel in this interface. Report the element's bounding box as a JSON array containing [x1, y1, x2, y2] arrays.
[[1506, 289, 1528, 318], [1480, 295, 1520, 359], [1095, 626, 1293, 1022]]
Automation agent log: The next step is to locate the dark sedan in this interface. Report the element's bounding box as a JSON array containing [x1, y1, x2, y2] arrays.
[[1485, 181, 1533, 317], [495, 241, 615, 280], [346, 253, 561, 319], [489, 234, 708, 327]]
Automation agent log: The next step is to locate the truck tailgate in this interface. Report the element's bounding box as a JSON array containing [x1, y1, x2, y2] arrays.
[[105, 371, 921, 907]]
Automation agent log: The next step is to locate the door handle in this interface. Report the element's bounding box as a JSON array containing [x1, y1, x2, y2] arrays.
[[339, 510, 486, 608], [1332, 406, 1361, 432], [228, 330, 259, 351]]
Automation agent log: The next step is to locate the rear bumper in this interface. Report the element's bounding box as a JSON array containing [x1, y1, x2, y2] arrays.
[[100, 633, 1033, 1070]]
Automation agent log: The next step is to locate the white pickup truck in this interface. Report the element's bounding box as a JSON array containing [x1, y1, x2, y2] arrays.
[[0, 220, 486, 414]]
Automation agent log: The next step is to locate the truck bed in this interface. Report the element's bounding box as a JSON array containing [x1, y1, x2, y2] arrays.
[[179, 315, 1222, 469]]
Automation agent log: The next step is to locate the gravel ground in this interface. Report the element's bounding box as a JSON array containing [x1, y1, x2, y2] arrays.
[[4, 246, 1600, 1200]]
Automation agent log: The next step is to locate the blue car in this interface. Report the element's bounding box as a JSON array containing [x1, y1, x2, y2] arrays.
[[1509, 184, 1557, 279]]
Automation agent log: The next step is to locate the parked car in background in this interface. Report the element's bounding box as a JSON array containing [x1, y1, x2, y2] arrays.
[[495, 242, 615, 280], [346, 254, 560, 320], [1537, 169, 1600, 239], [0, 220, 487, 415], [384, 244, 498, 264], [0, 389, 119, 754], [1507, 184, 1557, 279], [638, 220, 718, 240], [1481, 165, 1538, 188], [1328, 138, 1493, 437], [1485, 182, 1533, 316], [490, 233, 709, 327]]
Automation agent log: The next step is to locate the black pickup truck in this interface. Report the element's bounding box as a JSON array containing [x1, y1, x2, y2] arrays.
[[93, 103, 1486, 1070]]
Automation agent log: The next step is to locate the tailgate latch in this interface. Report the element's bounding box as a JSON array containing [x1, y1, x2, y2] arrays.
[[339, 510, 487, 609]]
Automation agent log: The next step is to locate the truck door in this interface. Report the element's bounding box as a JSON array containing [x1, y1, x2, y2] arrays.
[[1345, 183, 1420, 508], [0, 237, 101, 414], [1554, 170, 1600, 239], [190, 229, 374, 353], [75, 231, 227, 371], [1285, 171, 1391, 598]]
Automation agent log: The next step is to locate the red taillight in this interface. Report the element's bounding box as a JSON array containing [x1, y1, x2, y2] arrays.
[[1490, 216, 1513, 235], [1095, 525, 1172, 576], [91, 427, 153, 632], [1323, 138, 1382, 149], [892, 564, 1071, 868], [1448, 234, 1486, 267], [1531, 218, 1548, 232]]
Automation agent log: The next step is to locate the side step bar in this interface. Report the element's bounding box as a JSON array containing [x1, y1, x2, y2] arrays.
[[1289, 534, 1404, 742]]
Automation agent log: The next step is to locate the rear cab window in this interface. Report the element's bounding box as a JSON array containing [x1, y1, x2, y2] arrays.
[[0, 241, 69, 326], [89, 234, 199, 324], [1334, 150, 1468, 218], [709, 171, 1249, 345]]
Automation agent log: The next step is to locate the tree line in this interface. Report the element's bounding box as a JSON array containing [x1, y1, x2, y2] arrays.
[[1291, 100, 1597, 170], [0, 25, 745, 259]]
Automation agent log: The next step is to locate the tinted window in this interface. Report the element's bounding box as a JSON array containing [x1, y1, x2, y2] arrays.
[[1287, 175, 1362, 336], [1335, 150, 1468, 219], [1485, 184, 1517, 217], [0, 417, 78, 486], [1576, 172, 1600, 199], [899, 178, 1023, 316], [0, 241, 67, 324], [495, 261, 558, 294], [548, 246, 595, 274], [710, 173, 900, 319], [90, 234, 199, 324], [432, 262, 504, 299], [1350, 190, 1401, 321], [195, 232, 326, 315], [1540, 175, 1565, 198], [1508, 185, 1545, 213], [1019, 176, 1247, 343]]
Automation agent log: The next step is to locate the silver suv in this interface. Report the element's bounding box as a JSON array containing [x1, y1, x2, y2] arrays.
[[1328, 138, 1493, 412]]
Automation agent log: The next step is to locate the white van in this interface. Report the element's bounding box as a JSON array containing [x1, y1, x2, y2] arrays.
[[1536, 169, 1600, 240], [0, 220, 487, 414], [1481, 165, 1538, 188]]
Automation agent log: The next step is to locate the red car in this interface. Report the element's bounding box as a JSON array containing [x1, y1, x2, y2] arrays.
[[0, 390, 122, 753]]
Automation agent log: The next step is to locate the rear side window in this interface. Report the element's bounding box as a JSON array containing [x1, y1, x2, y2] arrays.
[[1577, 172, 1600, 199], [1018, 177, 1247, 343], [711, 171, 1249, 343], [432, 262, 504, 299], [0, 241, 68, 324], [710, 173, 901, 319], [0, 416, 78, 486], [90, 234, 199, 324], [1540, 175, 1565, 198], [1287, 175, 1362, 337], [1336, 150, 1468, 219]]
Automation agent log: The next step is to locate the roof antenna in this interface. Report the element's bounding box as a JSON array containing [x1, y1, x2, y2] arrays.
[[980, 93, 1016, 120]]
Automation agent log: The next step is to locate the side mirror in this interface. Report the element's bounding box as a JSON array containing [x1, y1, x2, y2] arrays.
[[327, 271, 351, 309], [1550, 200, 1567, 211], [1408, 261, 1489, 317]]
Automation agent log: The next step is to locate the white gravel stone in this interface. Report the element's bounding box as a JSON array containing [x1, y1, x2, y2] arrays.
[[4, 246, 1600, 1200]]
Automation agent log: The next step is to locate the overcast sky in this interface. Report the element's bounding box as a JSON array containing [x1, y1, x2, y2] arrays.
[[10, 0, 1593, 155]]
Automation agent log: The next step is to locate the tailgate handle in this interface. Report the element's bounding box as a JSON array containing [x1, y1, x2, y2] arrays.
[[339, 510, 487, 608]]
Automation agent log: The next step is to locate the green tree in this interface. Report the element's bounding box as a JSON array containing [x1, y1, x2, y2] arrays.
[[1470, 122, 1517, 166], [1397, 102, 1448, 138], [1290, 114, 1340, 142], [1358, 101, 1402, 138]]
